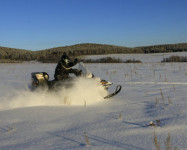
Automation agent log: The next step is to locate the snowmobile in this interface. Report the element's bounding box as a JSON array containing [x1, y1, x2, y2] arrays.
[[30, 62, 121, 99]]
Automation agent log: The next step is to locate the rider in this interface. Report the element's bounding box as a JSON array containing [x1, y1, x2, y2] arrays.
[[54, 52, 81, 81]]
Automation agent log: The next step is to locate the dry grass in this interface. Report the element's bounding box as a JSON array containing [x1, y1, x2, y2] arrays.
[[155, 97, 160, 105], [153, 132, 178, 150], [118, 112, 122, 120], [153, 131, 161, 150], [165, 133, 172, 150], [84, 132, 90, 146], [160, 89, 164, 103]]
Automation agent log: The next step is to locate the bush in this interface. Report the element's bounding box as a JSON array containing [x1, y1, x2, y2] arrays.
[[161, 56, 187, 62], [81, 57, 142, 63]]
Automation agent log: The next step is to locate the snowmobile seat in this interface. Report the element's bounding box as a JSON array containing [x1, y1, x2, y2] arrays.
[[31, 72, 49, 90]]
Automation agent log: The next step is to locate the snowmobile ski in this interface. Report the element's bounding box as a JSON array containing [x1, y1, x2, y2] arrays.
[[104, 85, 122, 99]]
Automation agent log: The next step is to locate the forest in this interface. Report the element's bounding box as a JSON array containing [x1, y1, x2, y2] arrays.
[[0, 43, 187, 63]]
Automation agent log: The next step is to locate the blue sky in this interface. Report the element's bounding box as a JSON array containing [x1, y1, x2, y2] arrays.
[[0, 0, 187, 50]]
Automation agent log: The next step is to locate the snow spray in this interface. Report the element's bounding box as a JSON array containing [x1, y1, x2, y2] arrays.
[[0, 77, 108, 110]]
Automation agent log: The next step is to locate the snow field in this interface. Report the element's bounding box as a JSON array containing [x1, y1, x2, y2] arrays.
[[0, 53, 187, 150]]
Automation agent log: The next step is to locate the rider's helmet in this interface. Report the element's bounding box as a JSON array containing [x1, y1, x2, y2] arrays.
[[61, 53, 70, 65]]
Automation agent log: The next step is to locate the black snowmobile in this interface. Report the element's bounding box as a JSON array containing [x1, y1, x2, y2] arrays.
[[30, 62, 121, 99]]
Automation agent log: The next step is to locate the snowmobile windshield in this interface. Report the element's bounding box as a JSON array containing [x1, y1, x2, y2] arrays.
[[78, 62, 94, 78]]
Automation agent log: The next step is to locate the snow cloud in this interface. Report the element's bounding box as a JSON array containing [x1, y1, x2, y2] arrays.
[[0, 77, 108, 110]]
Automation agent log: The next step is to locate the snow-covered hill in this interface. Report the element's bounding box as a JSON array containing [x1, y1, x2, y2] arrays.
[[0, 53, 187, 150]]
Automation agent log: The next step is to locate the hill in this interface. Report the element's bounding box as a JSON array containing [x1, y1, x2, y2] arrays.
[[136, 43, 187, 53], [0, 43, 187, 62]]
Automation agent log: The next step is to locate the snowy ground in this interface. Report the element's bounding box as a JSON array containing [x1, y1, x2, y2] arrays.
[[0, 53, 187, 150]]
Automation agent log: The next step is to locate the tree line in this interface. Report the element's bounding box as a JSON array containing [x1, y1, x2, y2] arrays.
[[161, 55, 187, 62], [0, 43, 186, 63], [80, 57, 142, 63]]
